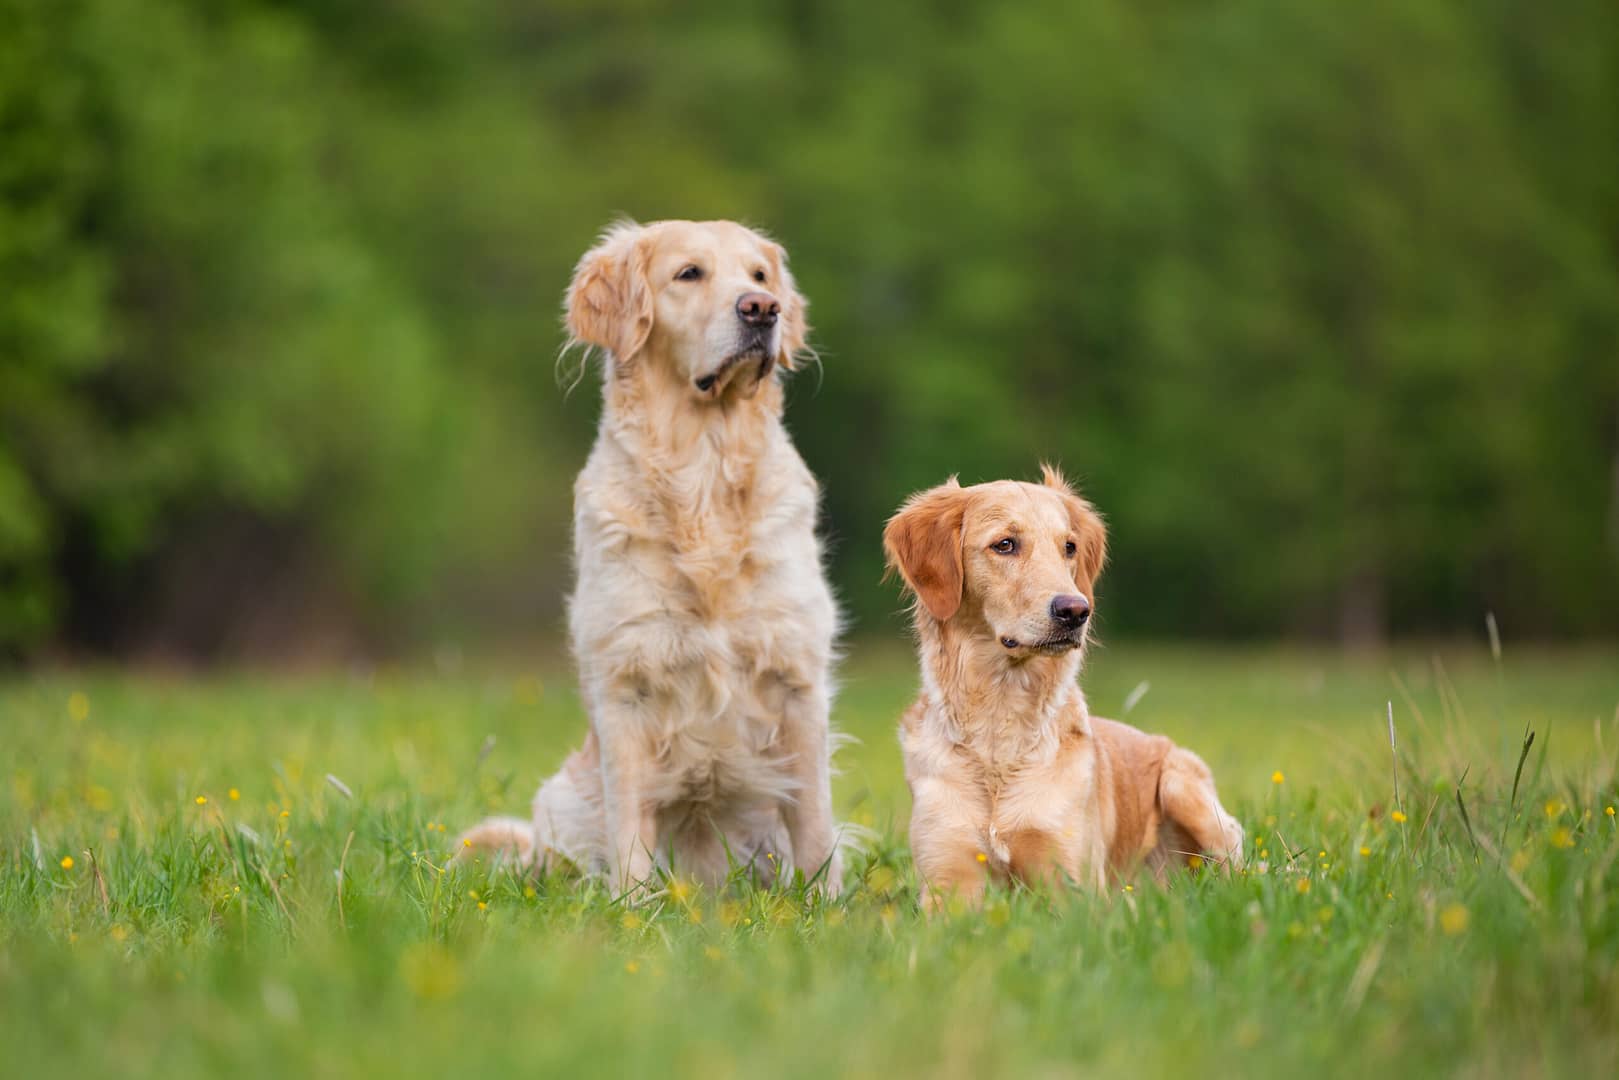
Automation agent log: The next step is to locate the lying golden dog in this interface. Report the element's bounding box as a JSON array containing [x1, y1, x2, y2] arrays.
[[884, 467, 1243, 907]]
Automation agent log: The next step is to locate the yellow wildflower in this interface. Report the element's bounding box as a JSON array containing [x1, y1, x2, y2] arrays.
[[620, 912, 642, 931], [1440, 903, 1469, 935], [477, 902, 487, 911], [1550, 827, 1575, 850], [1296, 878, 1311, 894], [523, 886, 537, 899], [624, 961, 639, 974], [60, 855, 74, 870], [1272, 771, 1284, 785], [194, 795, 207, 806], [975, 852, 988, 864], [1544, 799, 1565, 819], [229, 788, 240, 801], [1359, 846, 1371, 857], [463, 838, 472, 848], [1606, 806, 1615, 818], [1391, 810, 1407, 823], [1187, 854, 1204, 870]]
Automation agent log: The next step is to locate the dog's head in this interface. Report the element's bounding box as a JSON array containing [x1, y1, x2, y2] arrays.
[[564, 219, 808, 399], [884, 466, 1107, 660]]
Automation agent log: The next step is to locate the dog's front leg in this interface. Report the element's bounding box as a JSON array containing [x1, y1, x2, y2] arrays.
[[910, 777, 992, 913], [594, 714, 657, 895], [778, 684, 842, 896]]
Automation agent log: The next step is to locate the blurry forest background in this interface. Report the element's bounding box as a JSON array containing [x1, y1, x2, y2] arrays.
[[2, 0, 1616, 660]]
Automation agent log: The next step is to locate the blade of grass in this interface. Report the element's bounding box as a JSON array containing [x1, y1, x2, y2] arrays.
[[1454, 766, 1479, 859], [1504, 728, 1536, 846], [1388, 702, 1409, 861]]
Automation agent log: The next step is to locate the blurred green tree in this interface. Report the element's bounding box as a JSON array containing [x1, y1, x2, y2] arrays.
[[1, 0, 1614, 656]]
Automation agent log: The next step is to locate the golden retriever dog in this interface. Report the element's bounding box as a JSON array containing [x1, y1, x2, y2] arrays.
[[460, 220, 843, 895], [883, 467, 1243, 908]]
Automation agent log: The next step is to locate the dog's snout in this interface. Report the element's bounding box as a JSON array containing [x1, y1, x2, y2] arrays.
[[735, 291, 780, 328], [1050, 594, 1091, 629]]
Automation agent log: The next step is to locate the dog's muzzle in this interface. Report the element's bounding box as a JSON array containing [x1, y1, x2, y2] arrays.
[[694, 328, 775, 394]]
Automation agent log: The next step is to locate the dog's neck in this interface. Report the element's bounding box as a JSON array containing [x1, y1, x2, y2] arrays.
[[603, 358, 784, 466], [597, 358, 790, 610], [916, 610, 1090, 769]]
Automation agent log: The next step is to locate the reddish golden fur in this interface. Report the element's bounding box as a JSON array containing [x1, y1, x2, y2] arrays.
[[885, 468, 1244, 908]]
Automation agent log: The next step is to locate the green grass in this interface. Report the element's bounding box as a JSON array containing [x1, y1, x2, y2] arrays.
[[3, 642, 1617, 1078]]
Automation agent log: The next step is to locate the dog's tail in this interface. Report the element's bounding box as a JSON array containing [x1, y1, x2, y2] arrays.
[[454, 817, 539, 867]]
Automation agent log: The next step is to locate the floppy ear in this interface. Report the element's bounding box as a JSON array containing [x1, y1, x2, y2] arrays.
[[565, 222, 653, 373], [1041, 463, 1108, 591], [883, 479, 968, 622], [767, 241, 810, 371]]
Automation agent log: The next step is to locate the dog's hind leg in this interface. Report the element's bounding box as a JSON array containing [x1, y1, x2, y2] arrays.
[[455, 740, 605, 874], [530, 739, 606, 875], [1158, 746, 1246, 871]]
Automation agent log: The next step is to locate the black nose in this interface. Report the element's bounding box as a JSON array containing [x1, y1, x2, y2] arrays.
[[735, 291, 780, 328], [1050, 594, 1091, 629]]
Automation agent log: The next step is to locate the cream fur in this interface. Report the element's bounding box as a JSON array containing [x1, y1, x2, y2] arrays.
[[461, 220, 843, 895]]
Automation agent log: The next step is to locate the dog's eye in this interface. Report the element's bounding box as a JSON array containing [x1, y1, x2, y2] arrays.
[[991, 537, 1018, 555], [752, 269, 767, 283], [675, 265, 703, 282], [1065, 540, 1078, 558]]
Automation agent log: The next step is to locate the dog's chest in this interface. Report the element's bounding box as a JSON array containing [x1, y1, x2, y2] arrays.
[[956, 732, 1104, 878], [639, 650, 815, 806], [571, 439, 834, 804]]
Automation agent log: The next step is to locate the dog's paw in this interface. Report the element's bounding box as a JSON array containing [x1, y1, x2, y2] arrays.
[[793, 848, 843, 898], [814, 852, 844, 899], [1217, 817, 1247, 872]]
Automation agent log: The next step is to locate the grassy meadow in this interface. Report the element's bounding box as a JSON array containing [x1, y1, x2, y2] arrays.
[[3, 641, 1617, 1077]]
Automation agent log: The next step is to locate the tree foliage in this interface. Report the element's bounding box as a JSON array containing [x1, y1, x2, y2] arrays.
[[2, 0, 1615, 654]]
